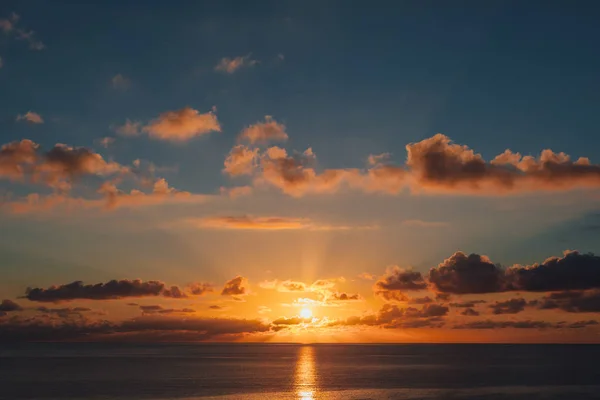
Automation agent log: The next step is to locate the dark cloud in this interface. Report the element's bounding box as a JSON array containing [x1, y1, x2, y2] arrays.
[[453, 320, 553, 329], [0, 299, 22, 312], [24, 280, 186, 302], [535, 289, 600, 313], [408, 296, 434, 304], [449, 300, 487, 308], [428, 252, 505, 294], [330, 303, 447, 329], [221, 276, 248, 296], [329, 292, 362, 301], [161, 286, 187, 299], [406, 134, 600, 193], [557, 320, 598, 329], [461, 308, 480, 316], [489, 298, 527, 315], [0, 315, 270, 342], [271, 316, 309, 325], [140, 305, 195, 315], [507, 251, 600, 292], [36, 306, 92, 318], [209, 305, 223, 310], [374, 267, 427, 301]]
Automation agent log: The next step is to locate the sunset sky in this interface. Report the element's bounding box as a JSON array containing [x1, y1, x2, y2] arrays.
[[2, 1, 600, 343]]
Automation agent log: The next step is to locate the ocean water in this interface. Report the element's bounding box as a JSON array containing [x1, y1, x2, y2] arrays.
[[1, 343, 600, 399]]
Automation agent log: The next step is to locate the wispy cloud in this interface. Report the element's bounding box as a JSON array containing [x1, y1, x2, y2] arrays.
[[16, 111, 44, 124], [214, 54, 258, 74], [186, 215, 375, 231], [111, 74, 131, 90]]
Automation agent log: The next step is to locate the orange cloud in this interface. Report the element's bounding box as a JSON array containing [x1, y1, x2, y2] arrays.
[[238, 116, 288, 144], [114, 119, 141, 136], [142, 107, 221, 142], [223, 145, 259, 176], [16, 111, 43, 124], [214, 54, 258, 73], [187, 215, 369, 231]]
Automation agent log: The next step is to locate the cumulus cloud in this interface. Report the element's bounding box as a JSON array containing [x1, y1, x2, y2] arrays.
[[408, 296, 434, 305], [329, 303, 447, 329], [188, 282, 214, 296], [0, 299, 22, 312], [238, 116, 288, 144], [24, 280, 192, 302], [223, 145, 259, 176], [16, 111, 43, 124], [406, 133, 600, 194], [97, 137, 115, 148], [221, 276, 248, 297], [214, 54, 258, 74], [449, 300, 487, 308], [0, 139, 127, 191], [272, 316, 310, 326], [374, 267, 427, 301], [428, 252, 505, 294], [141, 107, 221, 142], [489, 298, 527, 314], [507, 251, 600, 292], [535, 289, 600, 313]]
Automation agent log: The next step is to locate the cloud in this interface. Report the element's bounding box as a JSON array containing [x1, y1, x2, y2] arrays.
[[357, 273, 376, 281], [449, 300, 487, 308], [401, 219, 449, 228], [278, 280, 308, 292], [114, 119, 141, 136], [209, 305, 224, 310], [24, 280, 190, 303], [111, 74, 130, 90], [374, 267, 427, 301], [408, 296, 434, 305], [272, 316, 309, 326], [406, 133, 600, 194], [0, 139, 127, 191], [367, 153, 391, 166], [329, 303, 447, 329], [507, 251, 600, 292], [188, 215, 361, 231], [461, 308, 480, 316], [0, 13, 18, 33], [489, 298, 527, 314], [97, 137, 115, 148], [16, 111, 44, 124], [0, 56, 3, 68], [254, 146, 406, 197], [140, 305, 195, 315], [223, 145, 259, 176], [428, 252, 505, 294], [238, 116, 288, 144], [535, 289, 600, 313], [558, 320, 598, 329], [188, 282, 214, 296], [258, 306, 272, 314], [220, 185, 253, 198], [221, 276, 248, 297], [16, 28, 44, 50], [328, 292, 362, 301], [141, 107, 221, 142], [37, 306, 93, 318], [0, 299, 22, 312], [0, 314, 270, 342], [453, 320, 554, 329], [214, 54, 258, 74]]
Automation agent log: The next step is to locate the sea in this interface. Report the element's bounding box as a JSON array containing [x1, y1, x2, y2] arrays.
[[1, 343, 600, 400]]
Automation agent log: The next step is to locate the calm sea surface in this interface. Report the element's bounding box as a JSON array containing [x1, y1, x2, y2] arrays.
[[1, 343, 600, 400]]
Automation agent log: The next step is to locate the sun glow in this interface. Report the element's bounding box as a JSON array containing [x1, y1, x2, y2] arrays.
[[300, 308, 312, 319]]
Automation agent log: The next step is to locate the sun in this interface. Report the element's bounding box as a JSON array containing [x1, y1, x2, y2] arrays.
[[300, 308, 312, 319]]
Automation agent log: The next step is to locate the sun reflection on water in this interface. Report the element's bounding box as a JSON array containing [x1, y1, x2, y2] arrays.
[[295, 345, 317, 399]]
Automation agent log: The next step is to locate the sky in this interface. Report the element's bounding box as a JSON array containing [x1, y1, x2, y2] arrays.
[[2, 0, 600, 343]]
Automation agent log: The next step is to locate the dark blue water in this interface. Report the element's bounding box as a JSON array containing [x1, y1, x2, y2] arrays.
[[1, 343, 599, 399]]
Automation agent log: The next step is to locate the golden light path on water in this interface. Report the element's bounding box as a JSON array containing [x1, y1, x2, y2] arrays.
[[295, 345, 318, 399]]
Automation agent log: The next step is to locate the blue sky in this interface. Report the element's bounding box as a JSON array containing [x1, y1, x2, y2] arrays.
[[2, 1, 600, 342]]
